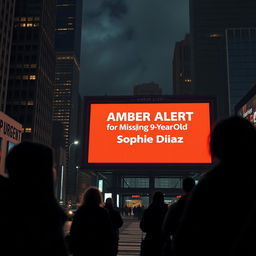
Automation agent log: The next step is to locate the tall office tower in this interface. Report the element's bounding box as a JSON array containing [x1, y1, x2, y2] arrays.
[[133, 82, 162, 96], [53, 0, 82, 201], [173, 34, 192, 95], [226, 28, 256, 114], [189, 0, 256, 118], [6, 0, 56, 145], [0, 0, 16, 112]]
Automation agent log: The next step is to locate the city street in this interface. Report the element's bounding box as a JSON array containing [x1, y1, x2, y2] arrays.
[[64, 217, 142, 256], [118, 217, 142, 256]]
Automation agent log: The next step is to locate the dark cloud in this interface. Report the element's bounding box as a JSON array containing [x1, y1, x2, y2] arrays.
[[80, 0, 189, 96], [101, 0, 128, 18]]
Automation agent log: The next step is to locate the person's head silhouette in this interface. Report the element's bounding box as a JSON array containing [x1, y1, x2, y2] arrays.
[[82, 187, 103, 207], [152, 191, 165, 205], [6, 141, 55, 199], [105, 197, 114, 209], [182, 177, 195, 194], [210, 116, 256, 163]]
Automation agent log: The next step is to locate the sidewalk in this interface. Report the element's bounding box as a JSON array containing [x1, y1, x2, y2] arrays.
[[118, 217, 142, 256]]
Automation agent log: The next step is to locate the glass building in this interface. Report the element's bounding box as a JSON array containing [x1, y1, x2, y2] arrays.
[[226, 28, 256, 114], [7, 0, 56, 146], [173, 34, 192, 95], [94, 170, 199, 208], [189, 0, 256, 118], [0, 0, 15, 112], [54, 0, 83, 201]]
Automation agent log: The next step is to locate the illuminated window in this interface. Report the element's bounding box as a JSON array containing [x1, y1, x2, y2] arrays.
[[56, 28, 74, 31], [22, 75, 37, 80], [27, 101, 34, 106], [29, 75, 37, 80], [19, 23, 39, 27], [209, 33, 222, 38], [25, 128, 32, 133]]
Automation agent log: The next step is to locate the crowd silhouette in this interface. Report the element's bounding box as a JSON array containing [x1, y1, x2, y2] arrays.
[[0, 116, 256, 256]]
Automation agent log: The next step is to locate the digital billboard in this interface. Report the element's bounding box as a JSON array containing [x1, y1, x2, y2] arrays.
[[83, 97, 215, 168]]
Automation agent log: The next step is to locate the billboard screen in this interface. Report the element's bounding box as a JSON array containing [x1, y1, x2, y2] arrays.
[[84, 98, 214, 167], [237, 93, 256, 127]]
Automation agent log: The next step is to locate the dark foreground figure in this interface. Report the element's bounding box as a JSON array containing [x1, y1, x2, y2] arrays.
[[104, 198, 123, 256], [162, 177, 195, 256], [3, 142, 68, 256], [69, 187, 115, 256], [173, 116, 256, 256], [140, 191, 168, 256]]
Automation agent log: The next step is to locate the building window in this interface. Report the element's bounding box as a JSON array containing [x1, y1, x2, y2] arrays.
[[122, 177, 149, 188], [154, 177, 181, 189], [25, 128, 32, 133], [209, 33, 222, 38]]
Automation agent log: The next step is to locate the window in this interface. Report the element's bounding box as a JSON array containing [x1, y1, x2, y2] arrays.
[[155, 177, 181, 189], [25, 128, 32, 133], [123, 177, 149, 188]]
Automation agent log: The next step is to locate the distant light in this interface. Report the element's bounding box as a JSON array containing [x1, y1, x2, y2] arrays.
[[104, 193, 112, 201], [74, 140, 79, 145], [76, 166, 79, 169], [117, 194, 120, 208], [98, 179, 103, 192]]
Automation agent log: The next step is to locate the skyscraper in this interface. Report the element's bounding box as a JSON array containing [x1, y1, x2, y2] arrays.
[[133, 82, 162, 96], [0, 0, 16, 112], [6, 0, 56, 146], [53, 0, 82, 200], [189, 0, 256, 118], [226, 28, 256, 114], [173, 34, 192, 95]]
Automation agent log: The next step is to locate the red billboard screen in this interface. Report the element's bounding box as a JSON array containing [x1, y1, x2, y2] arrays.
[[84, 99, 213, 166]]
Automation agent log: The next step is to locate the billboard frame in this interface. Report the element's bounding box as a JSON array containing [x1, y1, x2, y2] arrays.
[[81, 96, 217, 170]]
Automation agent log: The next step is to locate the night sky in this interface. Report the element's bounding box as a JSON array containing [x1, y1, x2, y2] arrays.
[[80, 0, 189, 96]]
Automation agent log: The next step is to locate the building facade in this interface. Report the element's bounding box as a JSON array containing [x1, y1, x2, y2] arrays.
[[133, 82, 162, 96], [226, 28, 256, 114], [189, 0, 256, 118], [173, 34, 192, 95], [6, 0, 56, 146], [53, 0, 83, 201], [0, 0, 16, 112]]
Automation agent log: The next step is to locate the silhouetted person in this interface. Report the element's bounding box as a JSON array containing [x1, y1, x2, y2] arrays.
[[5, 142, 68, 256], [172, 116, 256, 256], [162, 177, 195, 256], [69, 187, 114, 256], [104, 198, 123, 256], [136, 206, 143, 220], [0, 175, 10, 253], [140, 191, 168, 256]]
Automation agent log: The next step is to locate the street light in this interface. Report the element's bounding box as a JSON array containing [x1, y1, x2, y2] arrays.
[[69, 140, 79, 153], [68, 140, 79, 203], [76, 166, 79, 201]]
